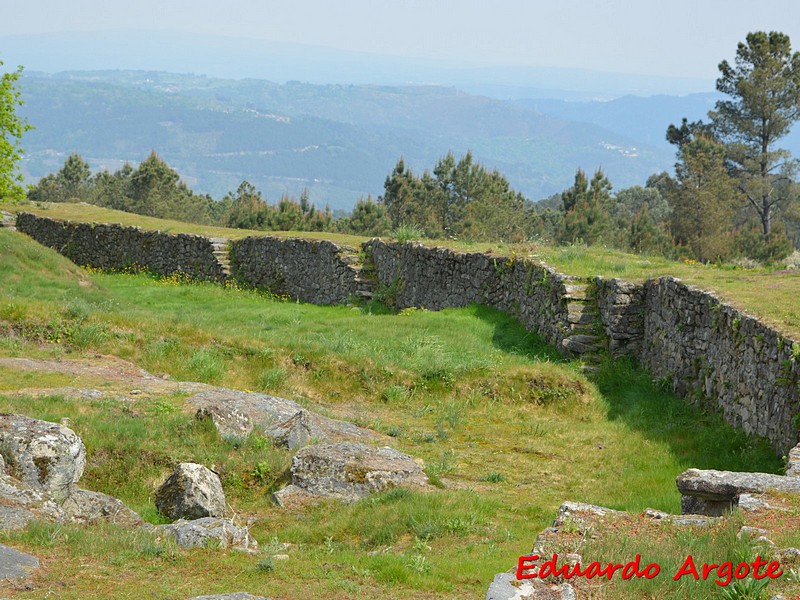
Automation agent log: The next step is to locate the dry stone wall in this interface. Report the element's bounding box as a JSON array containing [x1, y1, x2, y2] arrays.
[[14, 213, 800, 453], [230, 236, 362, 305], [16, 213, 225, 281], [364, 240, 577, 352], [638, 277, 800, 454]]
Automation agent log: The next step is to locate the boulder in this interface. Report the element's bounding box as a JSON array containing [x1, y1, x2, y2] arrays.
[[676, 468, 800, 515], [0, 414, 86, 502], [61, 488, 144, 527], [274, 442, 428, 504], [485, 572, 576, 600], [195, 404, 253, 443], [187, 389, 378, 445], [787, 443, 800, 477], [156, 517, 258, 552], [155, 463, 226, 520], [0, 544, 38, 580], [265, 410, 320, 450]]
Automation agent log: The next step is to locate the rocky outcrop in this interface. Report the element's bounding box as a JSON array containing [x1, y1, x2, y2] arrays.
[[274, 442, 429, 505], [676, 468, 800, 516], [264, 410, 320, 450], [0, 544, 39, 580], [61, 488, 144, 527], [786, 442, 800, 477], [0, 414, 86, 502], [195, 404, 253, 443], [155, 517, 258, 552], [485, 573, 576, 600], [155, 463, 226, 520], [187, 389, 379, 445]]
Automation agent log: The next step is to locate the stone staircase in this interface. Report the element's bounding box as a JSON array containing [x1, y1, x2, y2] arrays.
[[209, 238, 231, 280], [0, 211, 16, 231], [561, 281, 605, 371], [340, 249, 376, 301]]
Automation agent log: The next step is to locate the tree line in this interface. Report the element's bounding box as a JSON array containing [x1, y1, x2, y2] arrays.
[[10, 31, 800, 264]]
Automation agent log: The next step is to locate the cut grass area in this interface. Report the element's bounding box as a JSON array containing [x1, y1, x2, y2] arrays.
[[6, 202, 800, 340], [0, 223, 791, 598]]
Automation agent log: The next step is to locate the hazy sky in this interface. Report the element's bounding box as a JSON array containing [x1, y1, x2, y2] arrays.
[[4, 0, 800, 80]]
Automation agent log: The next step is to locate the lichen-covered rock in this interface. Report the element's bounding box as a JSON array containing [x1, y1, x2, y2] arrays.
[[485, 572, 576, 600], [156, 517, 258, 552], [187, 389, 378, 445], [787, 442, 800, 477], [265, 410, 320, 450], [156, 463, 226, 520], [274, 442, 428, 504], [195, 404, 253, 443], [61, 488, 144, 527], [0, 414, 86, 502]]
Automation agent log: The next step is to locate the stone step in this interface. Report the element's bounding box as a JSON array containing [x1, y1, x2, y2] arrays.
[[567, 305, 597, 325], [562, 334, 604, 355], [563, 284, 589, 300]]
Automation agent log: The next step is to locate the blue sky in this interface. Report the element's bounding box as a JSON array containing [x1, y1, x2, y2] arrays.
[[3, 0, 800, 80]]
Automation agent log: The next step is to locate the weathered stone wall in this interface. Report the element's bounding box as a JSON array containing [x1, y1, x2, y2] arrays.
[[15, 213, 800, 453], [230, 236, 362, 305], [364, 240, 576, 352], [594, 277, 645, 356], [16, 213, 225, 280], [637, 277, 800, 454]]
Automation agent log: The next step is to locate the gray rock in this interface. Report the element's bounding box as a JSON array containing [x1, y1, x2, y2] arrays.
[[0, 414, 86, 502], [195, 404, 253, 443], [485, 571, 575, 600], [0, 507, 36, 531], [265, 410, 320, 450], [156, 517, 258, 552], [187, 594, 271, 600], [485, 572, 536, 600], [187, 389, 377, 445], [739, 493, 771, 512], [787, 442, 800, 477], [62, 488, 144, 527], [274, 442, 429, 504], [676, 468, 800, 515], [156, 463, 226, 520], [553, 501, 620, 528], [0, 544, 38, 579]]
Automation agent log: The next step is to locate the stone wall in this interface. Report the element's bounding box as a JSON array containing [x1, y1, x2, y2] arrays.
[[16, 213, 225, 281], [637, 277, 800, 454], [230, 236, 363, 305], [15, 213, 800, 453], [593, 277, 645, 356], [364, 240, 577, 352]]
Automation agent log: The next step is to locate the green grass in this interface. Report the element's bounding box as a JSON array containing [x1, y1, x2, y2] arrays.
[[0, 224, 791, 599]]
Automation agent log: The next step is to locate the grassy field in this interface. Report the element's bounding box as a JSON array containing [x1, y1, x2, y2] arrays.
[[6, 200, 800, 341], [0, 216, 798, 598]]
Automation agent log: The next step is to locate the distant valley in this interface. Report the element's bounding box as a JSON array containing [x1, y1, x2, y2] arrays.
[[17, 69, 800, 211]]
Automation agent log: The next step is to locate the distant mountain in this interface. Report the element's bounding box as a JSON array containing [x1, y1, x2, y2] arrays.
[[0, 30, 711, 98], [17, 70, 676, 209], [511, 94, 800, 160]]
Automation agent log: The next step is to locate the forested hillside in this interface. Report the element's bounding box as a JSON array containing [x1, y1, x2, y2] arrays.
[[18, 70, 672, 208]]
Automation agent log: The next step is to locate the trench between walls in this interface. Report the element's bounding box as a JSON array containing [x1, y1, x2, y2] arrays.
[[14, 212, 800, 455]]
